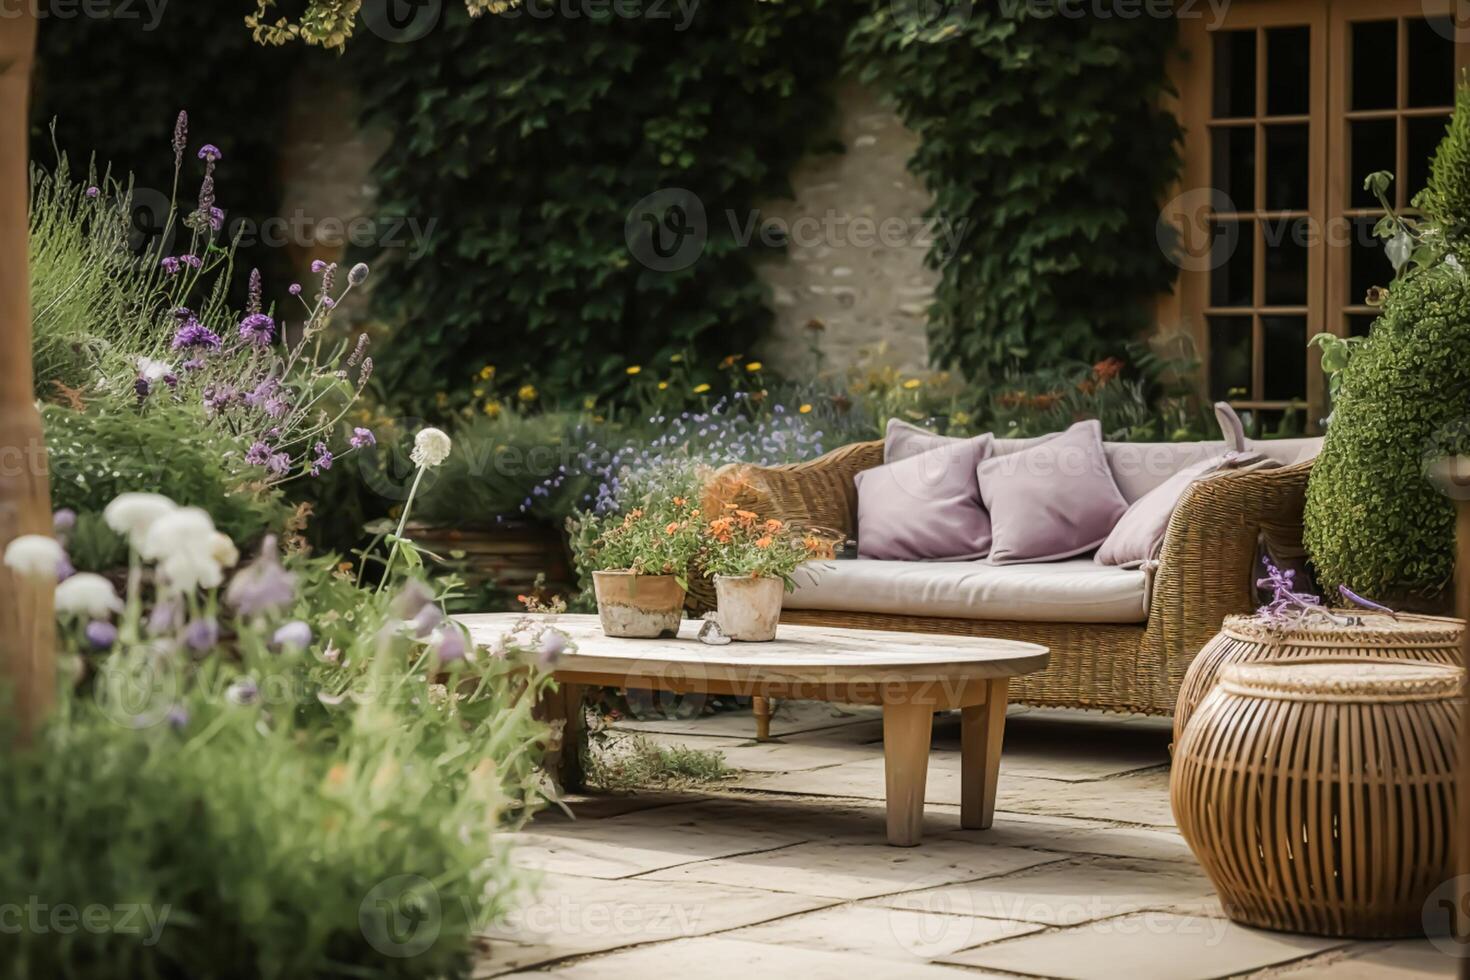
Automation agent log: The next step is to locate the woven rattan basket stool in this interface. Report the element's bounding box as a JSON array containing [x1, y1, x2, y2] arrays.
[[1172, 659, 1463, 938], [1174, 613, 1464, 743]]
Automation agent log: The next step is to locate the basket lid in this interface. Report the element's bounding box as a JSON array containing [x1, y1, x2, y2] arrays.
[[1219, 660, 1464, 703], [1221, 611, 1464, 648]]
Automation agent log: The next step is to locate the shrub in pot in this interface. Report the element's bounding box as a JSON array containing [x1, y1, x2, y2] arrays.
[[583, 495, 702, 637], [702, 511, 835, 641]]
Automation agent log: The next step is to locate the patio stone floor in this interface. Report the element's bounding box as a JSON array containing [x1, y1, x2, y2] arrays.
[[478, 701, 1459, 979]]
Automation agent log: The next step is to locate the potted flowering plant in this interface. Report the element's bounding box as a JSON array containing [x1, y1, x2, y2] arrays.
[[584, 495, 703, 638], [702, 510, 834, 642]]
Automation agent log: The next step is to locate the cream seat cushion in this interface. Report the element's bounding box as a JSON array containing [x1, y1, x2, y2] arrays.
[[786, 558, 1151, 624]]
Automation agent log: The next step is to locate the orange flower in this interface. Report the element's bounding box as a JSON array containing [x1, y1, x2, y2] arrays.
[[629, 508, 644, 520], [754, 536, 773, 549], [665, 521, 681, 535], [673, 496, 687, 506], [689, 509, 700, 518], [735, 509, 758, 527], [1091, 357, 1124, 384], [764, 518, 784, 533]]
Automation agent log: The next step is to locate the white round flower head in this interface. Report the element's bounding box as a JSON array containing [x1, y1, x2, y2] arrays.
[[411, 427, 452, 469], [210, 532, 240, 569], [103, 492, 178, 550], [141, 507, 224, 594], [54, 572, 124, 618], [136, 356, 174, 383], [3, 534, 65, 581]]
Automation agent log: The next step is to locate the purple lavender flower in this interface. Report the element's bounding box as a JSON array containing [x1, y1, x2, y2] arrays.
[[537, 628, 568, 669], [160, 256, 181, 275], [309, 442, 333, 476], [184, 618, 220, 652], [389, 579, 434, 620], [349, 427, 375, 450], [238, 313, 275, 346], [202, 386, 235, 415], [1256, 559, 1324, 624], [322, 297, 336, 310], [207, 206, 225, 232], [247, 268, 262, 315], [311, 259, 327, 273], [288, 282, 302, 296], [85, 186, 99, 199], [196, 174, 215, 221], [172, 111, 188, 167], [135, 377, 151, 401], [266, 452, 291, 477], [171, 321, 222, 351], [347, 333, 369, 368], [245, 441, 271, 467], [85, 620, 118, 650], [410, 603, 443, 638], [183, 357, 206, 372], [226, 676, 259, 706], [433, 626, 467, 664], [182, 254, 202, 270], [56, 553, 74, 583], [166, 704, 189, 730], [148, 599, 179, 635], [52, 508, 76, 533], [273, 620, 312, 650], [197, 144, 222, 162], [224, 535, 297, 616], [163, 373, 179, 390], [263, 392, 289, 419]]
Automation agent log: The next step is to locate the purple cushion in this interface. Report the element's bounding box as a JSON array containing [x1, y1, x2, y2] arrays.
[[978, 420, 1128, 565], [1096, 452, 1264, 567], [855, 434, 994, 561]]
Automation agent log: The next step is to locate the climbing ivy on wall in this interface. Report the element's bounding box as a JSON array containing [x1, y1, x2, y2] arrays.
[[349, 0, 857, 414], [846, 5, 1184, 383], [32, 4, 302, 299]]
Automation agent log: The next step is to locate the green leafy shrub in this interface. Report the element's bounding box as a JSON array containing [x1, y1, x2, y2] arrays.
[[1304, 85, 1470, 607]]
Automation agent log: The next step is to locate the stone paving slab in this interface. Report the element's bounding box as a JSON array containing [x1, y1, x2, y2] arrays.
[[611, 701, 882, 739], [726, 902, 1043, 961], [501, 936, 991, 979], [1267, 940, 1458, 977], [734, 756, 1177, 827], [641, 837, 1066, 900], [475, 873, 833, 977], [874, 856, 1219, 926], [936, 811, 1197, 864], [624, 729, 882, 773], [941, 911, 1345, 979]]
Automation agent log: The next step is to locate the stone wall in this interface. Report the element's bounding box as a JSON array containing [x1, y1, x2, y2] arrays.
[[752, 79, 936, 380]]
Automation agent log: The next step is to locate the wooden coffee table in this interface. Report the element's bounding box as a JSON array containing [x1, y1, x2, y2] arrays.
[[458, 614, 1049, 846]]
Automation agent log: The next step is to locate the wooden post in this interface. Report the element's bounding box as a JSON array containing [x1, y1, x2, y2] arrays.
[[1456, 478, 1470, 980], [0, 11, 55, 742]]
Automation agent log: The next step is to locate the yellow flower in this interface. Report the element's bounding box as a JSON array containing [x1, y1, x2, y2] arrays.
[[478, 365, 495, 380], [657, 381, 669, 390], [799, 403, 812, 414], [517, 384, 538, 403], [670, 353, 684, 363], [434, 391, 449, 407], [626, 365, 642, 375], [473, 387, 485, 397], [483, 400, 502, 418], [583, 395, 597, 410], [745, 361, 763, 372], [692, 383, 711, 394], [902, 378, 922, 390]]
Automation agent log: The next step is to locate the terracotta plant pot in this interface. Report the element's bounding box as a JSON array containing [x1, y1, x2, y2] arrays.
[[592, 570, 686, 638], [714, 574, 784, 642]]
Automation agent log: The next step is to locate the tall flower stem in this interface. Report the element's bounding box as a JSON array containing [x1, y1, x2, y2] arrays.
[[376, 465, 426, 592]]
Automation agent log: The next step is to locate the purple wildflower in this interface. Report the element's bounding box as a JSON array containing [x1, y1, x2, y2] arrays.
[[1256, 559, 1324, 624], [183, 357, 206, 372], [172, 111, 188, 167], [389, 579, 434, 620], [171, 321, 222, 351], [266, 451, 290, 476], [85, 186, 99, 199], [273, 620, 312, 650], [243, 377, 277, 409], [322, 263, 336, 295], [163, 373, 178, 390], [148, 598, 179, 635], [537, 628, 569, 669], [166, 704, 189, 730], [238, 312, 275, 346], [225, 676, 259, 706], [349, 427, 375, 450], [182, 254, 202, 270], [52, 508, 77, 533], [348, 262, 370, 286], [245, 441, 271, 467], [262, 392, 289, 419], [160, 256, 181, 275], [184, 618, 220, 652], [203, 386, 236, 414], [288, 282, 302, 296], [433, 626, 467, 664], [310, 259, 326, 273], [134, 377, 151, 401], [1338, 585, 1396, 617], [410, 603, 443, 638], [197, 144, 222, 162], [309, 442, 333, 476], [207, 206, 224, 232], [56, 553, 74, 583], [197, 174, 214, 220], [85, 620, 118, 650], [347, 333, 369, 368], [224, 535, 297, 616], [247, 268, 262, 315]]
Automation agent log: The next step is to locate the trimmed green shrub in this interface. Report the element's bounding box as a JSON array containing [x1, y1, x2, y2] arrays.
[[1304, 85, 1470, 606]]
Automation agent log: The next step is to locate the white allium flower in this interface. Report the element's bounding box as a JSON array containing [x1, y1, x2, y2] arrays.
[[141, 507, 224, 593], [136, 356, 175, 383], [3, 534, 64, 581], [104, 492, 178, 550], [411, 427, 452, 468], [210, 532, 240, 568], [54, 572, 123, 617]]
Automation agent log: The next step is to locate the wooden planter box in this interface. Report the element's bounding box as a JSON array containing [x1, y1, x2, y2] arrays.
[[404, 521, 577, 604]]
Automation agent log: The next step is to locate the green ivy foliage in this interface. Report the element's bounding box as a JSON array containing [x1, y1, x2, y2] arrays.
[[845, 5, 1183, 382], [1304, 85, 1470, 608], [349, 0, 857, 414], [32, 4, 301, 303]]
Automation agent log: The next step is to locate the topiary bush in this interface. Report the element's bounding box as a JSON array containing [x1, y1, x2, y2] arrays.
[[1304, 85, 1470, 608]]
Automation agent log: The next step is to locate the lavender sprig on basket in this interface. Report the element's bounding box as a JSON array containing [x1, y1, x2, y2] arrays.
[[1256, 558, 1351, 627]]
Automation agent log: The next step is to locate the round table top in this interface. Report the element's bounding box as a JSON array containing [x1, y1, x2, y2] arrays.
[[455, 613, 1050, 683]]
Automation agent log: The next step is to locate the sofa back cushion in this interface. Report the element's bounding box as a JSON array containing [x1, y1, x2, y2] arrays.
[[978, 420, 1129, 564], [854, 433, 994, 561]]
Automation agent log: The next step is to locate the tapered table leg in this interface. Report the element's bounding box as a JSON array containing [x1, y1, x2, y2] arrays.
[[753, 695, 773, 741], [961, 678, 1009, 830], [538, 681, 585, 793], [883, 700, 934, 846]]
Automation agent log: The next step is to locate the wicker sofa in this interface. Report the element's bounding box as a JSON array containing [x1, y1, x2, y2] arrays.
[[720, 433, 1321, 722]]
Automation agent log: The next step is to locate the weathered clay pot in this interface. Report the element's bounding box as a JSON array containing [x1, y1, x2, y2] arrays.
[[592, 570, 685, 638], [714, 574, 784, 642]]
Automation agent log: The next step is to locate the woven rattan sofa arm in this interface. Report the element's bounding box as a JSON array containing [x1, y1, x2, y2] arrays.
[[1140, 458, 1315, 711], [712, 439, 884, 539]]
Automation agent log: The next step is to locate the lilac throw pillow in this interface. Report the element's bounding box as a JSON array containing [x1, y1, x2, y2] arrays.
[[978, 420, 1128, 565], [1096, 452, 1266, 567], [855, 434, 994, 561]]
